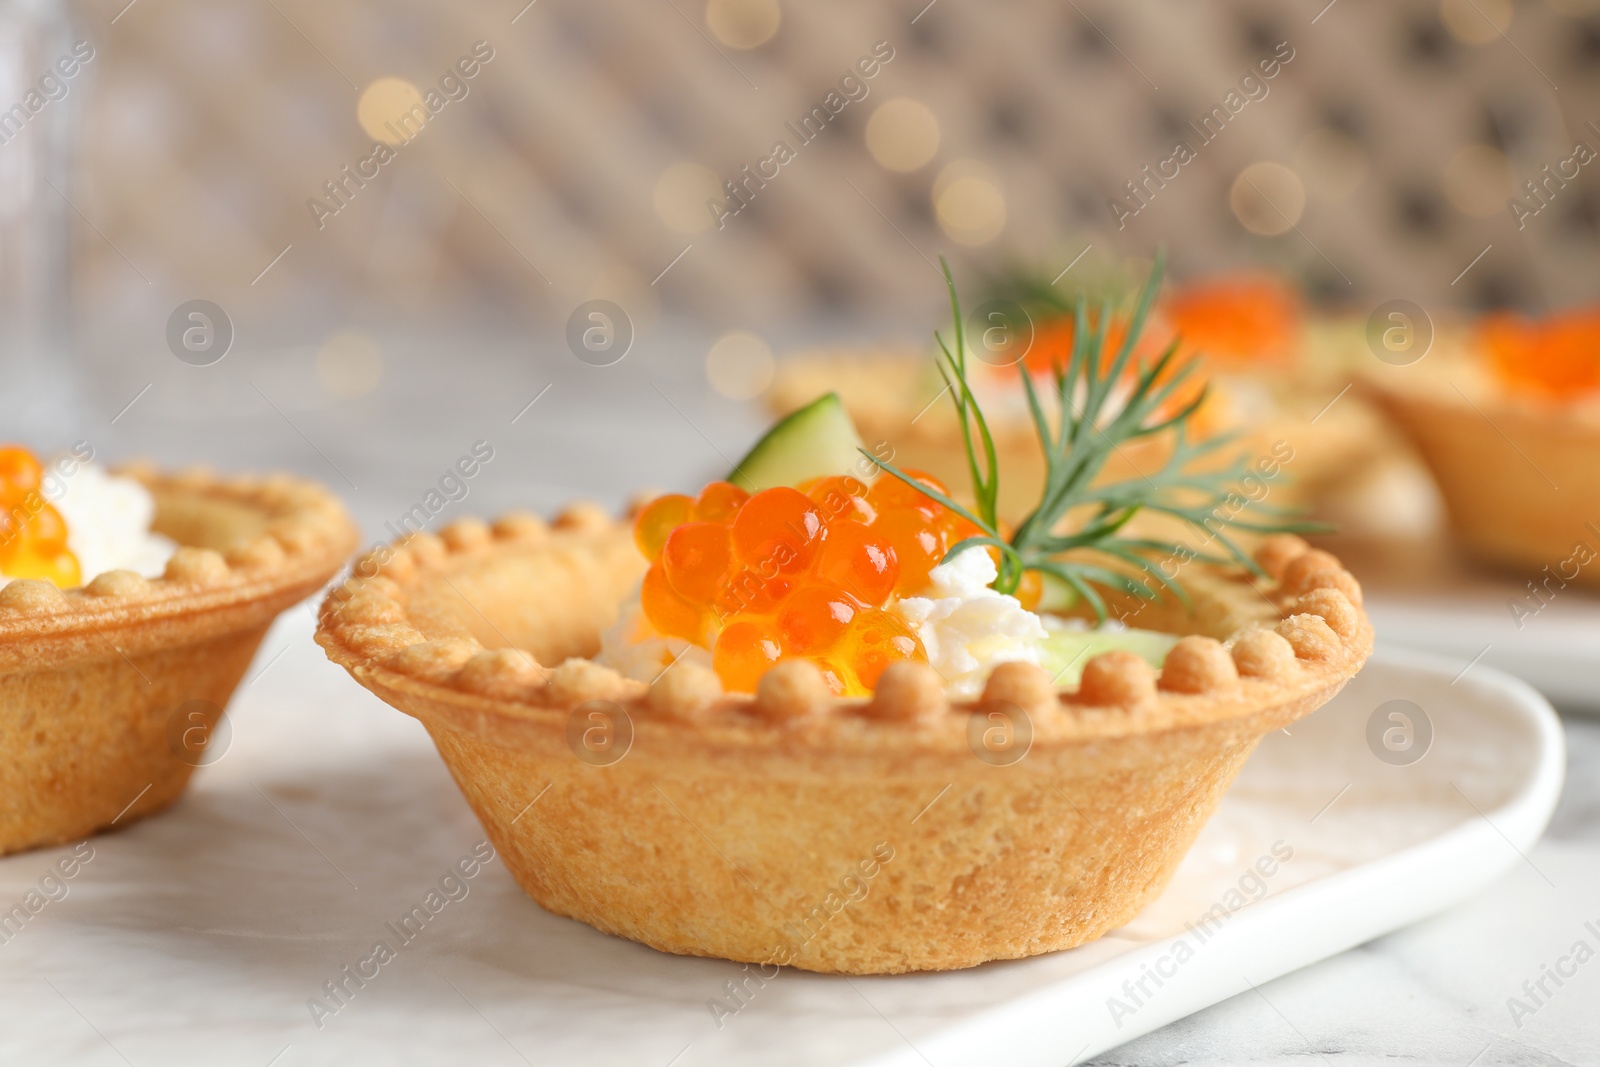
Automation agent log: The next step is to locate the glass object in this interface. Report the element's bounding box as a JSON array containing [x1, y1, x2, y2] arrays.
[[0, 0, 85, 438]]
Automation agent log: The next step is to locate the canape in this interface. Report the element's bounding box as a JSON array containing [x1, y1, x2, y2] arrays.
[[317, 260, 1372, 974], [0, 452, 358, 855]]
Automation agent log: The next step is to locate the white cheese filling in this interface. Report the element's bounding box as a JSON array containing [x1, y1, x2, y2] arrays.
[[56, 464, 178, 581], [888, 547, 1047, 700], [595, 595, 712, 683], [0, 463, 176, 585]]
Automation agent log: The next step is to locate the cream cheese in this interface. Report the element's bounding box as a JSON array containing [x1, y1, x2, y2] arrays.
[[39, 464, 175, 582], [595, 592, 713, 683], [889, 546, 1048, 700]]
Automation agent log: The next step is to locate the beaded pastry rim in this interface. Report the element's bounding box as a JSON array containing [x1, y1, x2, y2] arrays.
[[315, 501, 1374, 747]]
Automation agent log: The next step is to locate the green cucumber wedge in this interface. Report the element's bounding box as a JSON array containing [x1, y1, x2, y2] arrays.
[[1037, 627, 1178, 687], [729, 392, 869, 492], [1035, 572, 1080, 612]]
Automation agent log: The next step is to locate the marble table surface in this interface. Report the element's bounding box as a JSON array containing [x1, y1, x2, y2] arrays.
[[5, 326, 1598, 1066], [1091, 726, 1600, 1067]]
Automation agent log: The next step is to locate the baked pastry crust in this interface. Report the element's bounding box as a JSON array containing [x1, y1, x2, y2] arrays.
[[1363, 334, 1600, 587], [0, 466, 358, 855], [316, 505, 1372, 974]]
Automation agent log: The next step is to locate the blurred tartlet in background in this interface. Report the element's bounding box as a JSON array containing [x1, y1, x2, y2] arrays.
[[1363, 305, 1600, 588], [767, 266, 1393, 523]]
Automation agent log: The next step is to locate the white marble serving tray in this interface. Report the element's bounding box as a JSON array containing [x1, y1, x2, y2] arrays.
[[1319, 535, 1600, 713], [0, 614, 1563, 1067], [1366, 588, 1600, 714]]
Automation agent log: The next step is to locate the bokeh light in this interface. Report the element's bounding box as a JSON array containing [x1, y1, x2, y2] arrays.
[[357, 78, 426, 146], [866, 98, 940, 173], [705, 0, 780, 49], [705, 330, 775, 400], [1229, 162, 1306, 235], [934, 160, 1006, 246]]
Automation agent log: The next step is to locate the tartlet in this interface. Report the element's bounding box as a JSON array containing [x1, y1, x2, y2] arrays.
[[0, 465, 358, 855], [767, 305, 1390, 522], [1363, 316, 1600, 586], [316, 511, 1371, 974]]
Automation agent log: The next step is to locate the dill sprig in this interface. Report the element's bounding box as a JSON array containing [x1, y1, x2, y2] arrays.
[[864, 253, 1319, 620]]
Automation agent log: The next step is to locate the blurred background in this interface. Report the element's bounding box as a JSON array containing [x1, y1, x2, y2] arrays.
[[3, 0, 1599, 521], [56, 0, 1600, 317], [4, 7, 1598, 1062]]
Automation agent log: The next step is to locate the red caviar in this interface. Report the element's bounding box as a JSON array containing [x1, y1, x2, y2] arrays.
[[805, 475, 876, 524], [637, 473, 969, 694], [1164, 274, 1300, 369], [730, 486, 825, 574], [0, 445, 81, 588], [844, 608, 924, 690], [777, 583, 857, 654], [870, 507, 946, 595], [641, 564, 709, 645], [634, 493, 694, 561], [814, 521, 898, 605], [1011, 274, 1301, 438], [1483, 307, 1600, 400], [1020, 309, 1178, 378], [694, 481, 750, 524], [711, 617, 783, 694], [661, 522, 732, 603]]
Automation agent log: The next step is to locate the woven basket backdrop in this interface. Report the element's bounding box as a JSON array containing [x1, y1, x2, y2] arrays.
[[72, 0, 1600, 331]]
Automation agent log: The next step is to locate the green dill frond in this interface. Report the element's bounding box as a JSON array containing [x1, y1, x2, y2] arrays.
[[863, 253, 1326, 620]]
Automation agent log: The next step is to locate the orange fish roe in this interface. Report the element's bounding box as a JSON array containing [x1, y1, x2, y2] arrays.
[[1010, 276, 1298, 438], [1014, 569, 1043, 612], [803, 474, 876, 524], [1165, 273, 1300, 369], [661, 522, 732, 603], [867, 469, 948, 520], [814, 521, 898, 604], [711, 617, 783, 694], [838, 608, 923, 690], [0, 445, 81, 588], [694, 480, 749, 524], [634, 493, 695, 561], [637, 473, 971, 695], [713, 567, 791, 618], [776, 583, 857, 654], [1012, 308, 1224, 431], [1483, 307, 1600, 400], [870, 508, 946, 595], [1020, 309, 1178, 378], [730, 486, 826, 574], [641, 564, 710, 645]]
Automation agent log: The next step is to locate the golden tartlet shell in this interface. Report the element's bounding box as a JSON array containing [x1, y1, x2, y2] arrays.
[[316, 507, 1372, 975], [1364, 364, 1600, 587], [0, 466, 358, 856]]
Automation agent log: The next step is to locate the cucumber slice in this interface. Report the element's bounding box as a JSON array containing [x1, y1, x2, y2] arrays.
[[1035, 573, 1079, 612], [1037, 626, 1178, 687], [729, 392, 869, 492]]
